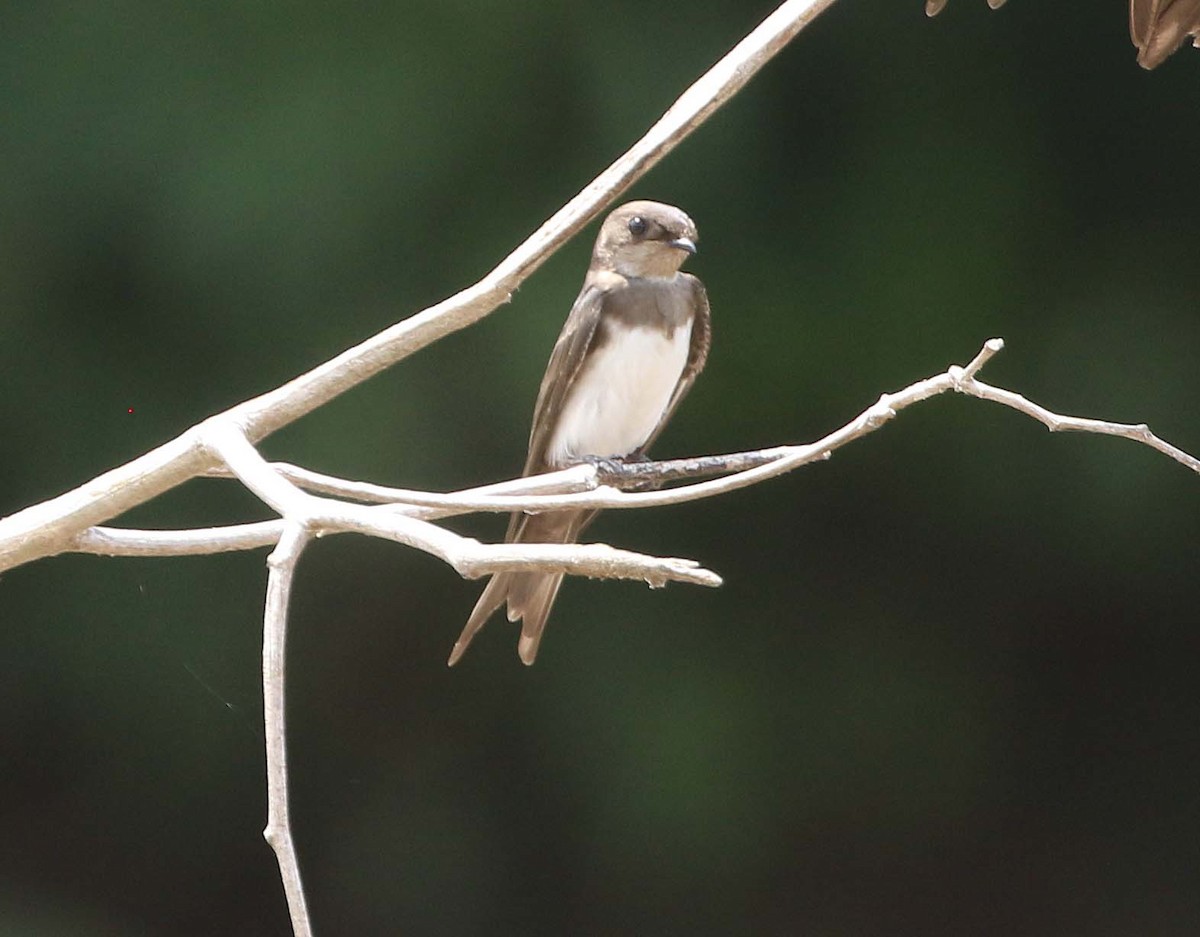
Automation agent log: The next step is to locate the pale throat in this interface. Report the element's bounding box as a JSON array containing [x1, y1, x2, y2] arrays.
[[611, 245, 689, 280]]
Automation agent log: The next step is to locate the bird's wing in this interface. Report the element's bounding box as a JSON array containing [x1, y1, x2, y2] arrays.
[[520, 271, 624, 476], [1130, 0, 1161, 50], [635, 273, 712, 457]]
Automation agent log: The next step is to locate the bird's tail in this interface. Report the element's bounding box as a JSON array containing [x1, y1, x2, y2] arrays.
[[447, 510, 586, 666]]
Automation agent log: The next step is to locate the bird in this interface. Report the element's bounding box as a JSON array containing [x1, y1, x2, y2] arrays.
[[448, 200, 711, 666]]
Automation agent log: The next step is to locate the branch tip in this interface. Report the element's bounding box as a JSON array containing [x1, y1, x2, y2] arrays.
[[959, 338, 1005, 381]]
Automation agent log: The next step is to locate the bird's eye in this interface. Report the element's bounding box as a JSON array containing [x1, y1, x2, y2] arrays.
[[627, 216, 647, 236]]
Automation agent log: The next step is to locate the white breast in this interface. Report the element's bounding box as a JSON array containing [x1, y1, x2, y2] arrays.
[[546, 322, 693, 466]]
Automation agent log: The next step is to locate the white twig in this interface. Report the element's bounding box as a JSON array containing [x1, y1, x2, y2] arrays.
[[70, 339, 1197, 566], [261, 522, 313, 937], [949, 341, 1200, 474], [199, 421, 723, 587], [202, 460, 602, 509], [71, 521, 285, 556]]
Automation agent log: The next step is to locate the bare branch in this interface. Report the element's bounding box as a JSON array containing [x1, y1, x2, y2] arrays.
[[0, 431, 215, 571], [71, 339, 1196, 566], [202, 461, 602, 508], [72, 522, 284, 557], [958, 336, 1006, 379], [261, 522, 313, 937], [954, 384, 1200, 474], [458, 542, 721, 589], [198, 420, 722, 587]]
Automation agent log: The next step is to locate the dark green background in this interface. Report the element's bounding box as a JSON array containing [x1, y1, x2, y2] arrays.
[[2, 2, 1197, 934]]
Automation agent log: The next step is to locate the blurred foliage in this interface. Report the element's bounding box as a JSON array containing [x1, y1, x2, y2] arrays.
[[1, 2, 1198, 935]]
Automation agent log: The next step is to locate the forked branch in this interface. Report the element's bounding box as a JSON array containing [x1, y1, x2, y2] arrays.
[[71, 339, 1200, 568]]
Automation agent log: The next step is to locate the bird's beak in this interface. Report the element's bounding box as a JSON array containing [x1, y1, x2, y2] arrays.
[[668, 236, 697, 255]]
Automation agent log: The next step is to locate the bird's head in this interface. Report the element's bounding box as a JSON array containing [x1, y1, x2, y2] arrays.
[[592, 200, 698, 279]]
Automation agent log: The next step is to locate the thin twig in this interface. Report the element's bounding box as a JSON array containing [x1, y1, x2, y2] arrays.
[[262, 522, 313, 937], [201, 421, 722, 587], [70, 339, 1198, 565], [72, 521, 284, 556], [201, 461, 602, 508]]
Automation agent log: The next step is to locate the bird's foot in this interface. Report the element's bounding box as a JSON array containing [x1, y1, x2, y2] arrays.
[[578, 453, 659, 491], [578, 454, 630, 478]]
